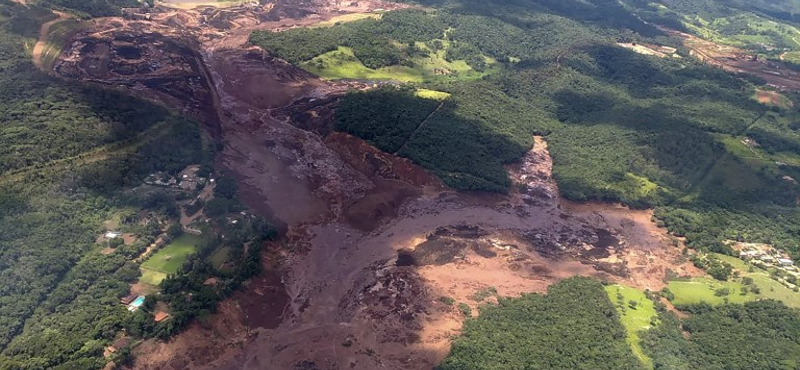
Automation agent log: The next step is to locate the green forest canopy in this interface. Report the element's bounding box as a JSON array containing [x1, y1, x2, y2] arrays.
[[436, 277, 644, 370], [643, 300, 800, 370]]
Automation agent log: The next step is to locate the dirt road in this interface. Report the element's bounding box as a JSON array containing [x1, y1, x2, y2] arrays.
[[32, 10, 70, 70]]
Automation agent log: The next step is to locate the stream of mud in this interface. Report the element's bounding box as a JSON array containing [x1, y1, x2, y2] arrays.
[[48, 2, 704, 369]]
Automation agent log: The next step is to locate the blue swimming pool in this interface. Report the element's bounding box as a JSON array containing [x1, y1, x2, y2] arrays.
[[131, 296, 145, 308]]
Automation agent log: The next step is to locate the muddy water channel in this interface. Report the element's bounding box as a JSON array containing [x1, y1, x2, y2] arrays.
[[51, 4, 703, 369]]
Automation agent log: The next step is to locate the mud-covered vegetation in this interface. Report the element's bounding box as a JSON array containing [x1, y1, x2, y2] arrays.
[[437, 277, 644, 370]]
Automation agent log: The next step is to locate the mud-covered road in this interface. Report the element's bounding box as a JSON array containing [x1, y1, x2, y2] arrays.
[[49, 2, 703, 369]]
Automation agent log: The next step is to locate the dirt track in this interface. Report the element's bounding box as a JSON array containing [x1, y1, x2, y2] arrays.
[[48, 2, 704, 369], [32, 10, 70, 69]]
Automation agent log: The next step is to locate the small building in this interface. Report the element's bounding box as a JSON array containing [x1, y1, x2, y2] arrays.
[[111, 337, 130, 351], [120, 293, 138, 305], [105, 231, 121, 239], [154, 311, 170, 323], [761, 255, 776, 263], [779, 258, 795, 267], [104, 337, 131, 358]]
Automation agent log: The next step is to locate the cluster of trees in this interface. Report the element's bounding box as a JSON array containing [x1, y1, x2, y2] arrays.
[[335, 86, 440, 153], [642, 300, 800, 370], [38, 0, 136, 17], [437, 277, 643, 370], [138, 215, 274, 341], [691, 254, 735, 280], [250, 9, 448, 69]]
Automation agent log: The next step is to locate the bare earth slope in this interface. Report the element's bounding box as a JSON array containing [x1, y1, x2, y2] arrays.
[[49, 2, 702, 369]]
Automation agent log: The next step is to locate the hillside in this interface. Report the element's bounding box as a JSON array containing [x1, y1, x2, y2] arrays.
[[0, 1, 275, 368], [3, 0, 800, 368], [252, 0, 800, 259]]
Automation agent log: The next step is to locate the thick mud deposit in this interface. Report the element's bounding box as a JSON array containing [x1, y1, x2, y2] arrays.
[[52, 2, 703, 369]]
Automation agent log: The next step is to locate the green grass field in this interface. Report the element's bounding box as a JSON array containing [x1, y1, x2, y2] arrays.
[[668, 279, 752, 305], [139, 234, 203, 285], [139, 268, 167, 286], [299, 44, 492, 82], [668, 253, 800, 308], [606, 285, 657, 370], [209, 245, 231, 270], [415, 88, 450, 100], [300, 46, 427, 82], [311, 13, 382, 28]]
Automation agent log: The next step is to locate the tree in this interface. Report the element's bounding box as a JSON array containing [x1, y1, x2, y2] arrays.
[[108, 237, 124, 249], [167, 223, 183, 239], [214, 177, 238, 199]]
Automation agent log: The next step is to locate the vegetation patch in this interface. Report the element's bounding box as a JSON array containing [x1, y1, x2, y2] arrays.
[[300, 46, 428, 82], [415, 88, 450, 100], [754, 89, 794, 109], [138, 268, 168, 287], [606, 285, 658, 369], [642, 300, 800, 370], [667, 253, 800, 308], [311, 12, 382, 28], [209, 245, 231, 270], [437, 277, 643, 370], [251, 9, 493, 82], [335, 86, 440, 153], [141, 234, 203, 275]]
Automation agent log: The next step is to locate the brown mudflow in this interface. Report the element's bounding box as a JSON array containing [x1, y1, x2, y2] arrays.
[[50, 2, 703, 369]]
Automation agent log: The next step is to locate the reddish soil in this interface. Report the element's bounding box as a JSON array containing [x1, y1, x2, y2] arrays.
[[756, 89, 793, 107], [661, 26, 800, 91], [51, 4, 707, 370], [233, 270, 290, 330]]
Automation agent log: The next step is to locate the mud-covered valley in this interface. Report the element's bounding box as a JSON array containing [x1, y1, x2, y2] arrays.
[[48, 2, 703, 369]]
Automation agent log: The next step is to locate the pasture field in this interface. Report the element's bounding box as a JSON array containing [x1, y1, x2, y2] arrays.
[[138, 269, 167, 286], [668, 253, 800, 308], [301, 46, 427, 82], [299, 44, 491, 82], [311, 13, 381, 28], [139, 234, 204, 285], [669, 279, 752, 305], [415, 88, 450, 100], [209, 245, 231, 270], [606, 285, 657, 370]]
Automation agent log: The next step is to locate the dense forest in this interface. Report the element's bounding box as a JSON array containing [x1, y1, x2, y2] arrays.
[[436, 277, 643, 370], [642, 300, 800, 369]]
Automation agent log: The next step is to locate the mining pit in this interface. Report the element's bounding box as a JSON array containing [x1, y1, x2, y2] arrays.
[[49, 2, 704, 369]]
